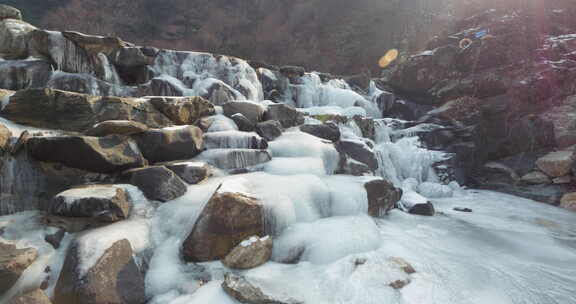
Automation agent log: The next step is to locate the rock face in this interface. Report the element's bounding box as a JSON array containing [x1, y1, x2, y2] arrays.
[[223, 236, 273, 269], [536, 151, 575, 178], [164, 161, 210, 185], [255, 120, 283, 142], [264, 104, 304, 128], [223, 102, 265, 125], [54, 239, 146, 304], [50, 185, 132, 222], [0, 243, 38, 295], [121, 166, 187, 202], [8, 289, 53, 304], [1, 89, 173, 132], [222, 273, 301, 304], [364, 179, 402, 216], [134, 126, 203, 163], [85, 120, 148, 137], [182, 189, 265, 262], [299, 123, 341, 142], [0, 18, 35, 60], [149, 96, 214, 125], [27, 135, 146, 173]]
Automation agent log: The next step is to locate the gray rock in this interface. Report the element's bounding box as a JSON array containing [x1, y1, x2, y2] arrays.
[[408, 202, 436, 216], [134, 126, 203, 163], [336, 140, 378, 171], [0, 19, 35, 59], [256, 120, 283, 141], [165, 161, 210, 184], [85, 120, 149, 137], [149, 96, 215, 125], [203, 82, 237, 106], [121, 166, 187, 202], [223, 102, 265, 125], [231, 113, 255, 132], [0, 5, 21, 20], [299, 123, 340, 142], [0, 243, 38, 295], [365, 179, 402, 217], [520, 171, 551, 185], [50, 185, 132, 222], [264, 104, 304, 128], [223, 236, 273, 269], [222, 273, 302, 304], [0, 59, 52, 90]]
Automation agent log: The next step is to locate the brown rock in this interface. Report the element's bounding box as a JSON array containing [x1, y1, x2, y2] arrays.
[[0, 123, 11, 152], [149, 96, 215, 125], [0, 5, 21, 21], [364, 179, 402, 217], [536, 151, 574, 178], [8, 289, 52, 304], [222, 273, 301, 304], [182, 187, 265, 262], [223, 101, 265, 125], [84, 120, 148, 137], [50, 185, 132, 222], [164, 161, 210, 185], [223, 236, 272, 269], [121, 166, 187, 202], [134, 126, 204, 164], [560, 193, 576, 212], [0, 243, 38, 295], [0, 19, 35, 60], [62, 31, 127, 56]]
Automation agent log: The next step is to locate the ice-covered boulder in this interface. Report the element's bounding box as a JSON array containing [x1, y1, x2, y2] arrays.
[[223, 235, 273, 269], [8, 289, 52, 304], [197, 149, 272, 170], [50, 185, 132, 222], [223, 101, 265, 125], [54, 238, 146, 304], [182, 188, 266, 262], [164, 161, 210, 185], [255, 120, 282, 142], [27, 135, 146, 173], [0, 122, 10, 152], [400, 190, 436, 216], [336, 140, 378, 171], [134, 125, 203, 163], [121, 166, 187, 202], [264, 103, 305, 128], [0, 243, 37, 295], [299, 123, 341, 142], [203, 131, 267, 150], [364, 179, 402, 217], [222, 273, 302, 304], [85, 120, 148, 137], [148, 96, 215, 125], [536, 151, 574, 178], [0, 5, 21, 21]]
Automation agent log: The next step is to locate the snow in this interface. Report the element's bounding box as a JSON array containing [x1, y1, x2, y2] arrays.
[[205, 114, 238, 132], [203, 130, 263, 149], [56, 185, 120, 205]]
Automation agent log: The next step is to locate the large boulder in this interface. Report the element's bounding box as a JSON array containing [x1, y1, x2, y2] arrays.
[[148, 96, 214, 125], [0, 5, 21, 20], [336, 140, 378, 171], [1, 89, 172, 132], [223, 236, 273, 270], [0, 19, 35, 60], [409, 202, 436, 216], [0, 123, 11, 152], [121, 166, 187, 202], [223, 101, 265, 125], [560, 193, 576, 212], [54, 239, 146, 304], [8, 289, 52, 304], [299, 123, 340, 142], [27, 135, 146, 174], [231, 113, 255, 132], [264, 103, 304, 128], [536, 151, 575, 178], [222, 273, 301, 304], [255, 120, 283, 142], [364, 179, 402, 217], [164, 161, 210, 185], [50, 185, 132, 222], [134, 126, 203, 163], [85, 120, 148, 137], [0, 243, 38, 295], [182, 188, 265, 262]]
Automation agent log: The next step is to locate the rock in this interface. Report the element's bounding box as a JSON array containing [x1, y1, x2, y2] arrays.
[[27, 135, 146, 174], [8, 289, 53, 304], [0, 123, 11, 152], [560, 193, 576, 212], [149, 96, 214, 125], [40, 215, 108, 234], [121, 166, 187, 202], [84, 120, 148, 137], [364, 179, 402, 217], [223, 236, 273, 269], [182, 188, 265, 262], [0, 5, 21, 20], [336, 140, 378, 171], [44, 228, 66, 249], [453, 207, 473, 213], [409, 202, 436, 216], [541, 95, 576, 148], [264, 104, 304, 128], [134, 126, 203, 163], [223, 101, 265, 125], [389, 279, 411, 289], [164, 161, 210, 184], [0, 59, 53, 90], [1, 89, 172, 132], [222, 273, 301, 304], [299, 123, 340, 142], [49, 185, 131, 222], [0, 243, 38, 295], [61, 31, 127, 56], [203, 82, 237, 106], [231, 113, 255, 132], [552, 175, 572, 184], [255, 120, 283, 141], [353, 116, 375, 140], [520, 171, 551, 185], [536, 151, 574, 177], [0, 19, 35, 60], [54, 239, 146, 304], [279, 65, 305, 78]]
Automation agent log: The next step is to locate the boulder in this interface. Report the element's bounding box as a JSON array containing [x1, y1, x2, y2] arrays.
[[203, 82, 237, 106], [164, 161, 210, 184], [1, 89, 172, 132], [45, 228, 66, 249], [536, 151, 574, 178], [353, 116, 375, 140], [0, 5, 21, 20], [560, 193, 576, 212], [409, 202, 436, 216], [0, 243, 38, 295], [0, 59, 52, 90], [222, 273, 301, 304], [264, 104, 304, 128], [231, 113, 255, 132], [520, 171, 551, 185], [364, 179, 402, 217], [255, 120, 283, 141], [336, 140, 378, 171], [61, 31, 127, 56], [85, 120, 148, 137], [299, 123, 340, 142], [50, 185, 131, 222], [0, 19, 35, 60], [121, 166, 187, 202], [8, 289, 52, 304], [223, 101, 265, 125], [0, 123, 11, 152], [223, 236, 273, 269], [27, 135, 146, 174], [182, 188, 265, 262], [148, 96, 214, 125], [552, 175, 572, 184], [134, 126, 203, 163], [54, 239, 146, 304]]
